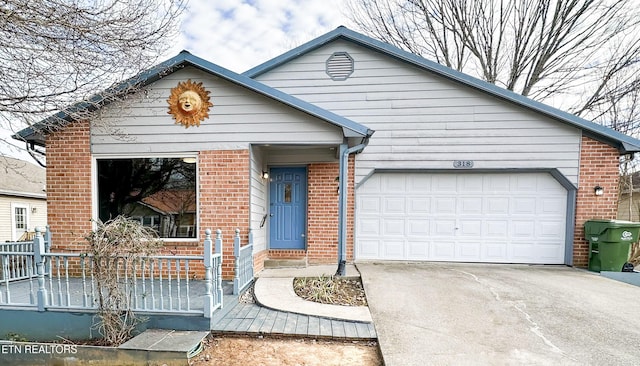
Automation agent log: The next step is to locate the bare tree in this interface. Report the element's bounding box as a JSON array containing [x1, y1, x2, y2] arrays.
[[346, 0, 640, 126], [0, 0, 186, 159]]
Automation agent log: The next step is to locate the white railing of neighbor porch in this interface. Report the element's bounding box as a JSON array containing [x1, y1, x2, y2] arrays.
[[0, 227, 51, 283]]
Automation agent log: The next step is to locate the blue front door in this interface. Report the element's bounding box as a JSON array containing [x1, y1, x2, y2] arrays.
[[269, 167, 307, 249]]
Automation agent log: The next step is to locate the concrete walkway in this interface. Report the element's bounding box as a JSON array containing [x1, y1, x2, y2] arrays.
[[211, 264, 376, 339], [254, 264, 373, 322]]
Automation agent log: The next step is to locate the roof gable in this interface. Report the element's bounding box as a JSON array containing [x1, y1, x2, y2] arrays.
[[14, 50, 373, 146], [245, 26, 640, 153]]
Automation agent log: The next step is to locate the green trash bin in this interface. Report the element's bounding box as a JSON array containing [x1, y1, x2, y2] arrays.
[[584, 219, 640, 272]]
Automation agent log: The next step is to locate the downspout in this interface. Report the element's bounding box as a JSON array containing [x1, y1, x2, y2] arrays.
[[26, 141, 46, 168], [336, 139, 369, 276]]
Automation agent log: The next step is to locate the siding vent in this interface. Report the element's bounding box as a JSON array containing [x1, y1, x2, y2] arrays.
[[326, 52, 354, 81]]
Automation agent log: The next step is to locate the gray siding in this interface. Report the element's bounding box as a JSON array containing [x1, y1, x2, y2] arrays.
[[254, 40, 582, 186], [91, 67, 344, 154], [250, 145, 268, 253]]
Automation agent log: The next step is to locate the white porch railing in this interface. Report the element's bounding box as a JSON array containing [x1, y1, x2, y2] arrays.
[[233, 228, 254, 295], [0, 228, 51, 283], [0, 228, 224, 319]]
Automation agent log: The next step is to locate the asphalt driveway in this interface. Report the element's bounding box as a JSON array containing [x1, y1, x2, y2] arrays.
[[357, 262, 640, 366]]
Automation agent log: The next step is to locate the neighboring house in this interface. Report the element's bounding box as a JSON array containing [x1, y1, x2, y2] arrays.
[[13, 27, 640, 277], [617, 172, 640, 221], [0, 157, 46, 242]]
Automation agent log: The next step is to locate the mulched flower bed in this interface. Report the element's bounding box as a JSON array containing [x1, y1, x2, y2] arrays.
[[293, 276, 368, 306]]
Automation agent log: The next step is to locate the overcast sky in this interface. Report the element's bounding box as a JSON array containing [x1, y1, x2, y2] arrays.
[[167, 0, 352, 72], [1, 0, 353, 161]]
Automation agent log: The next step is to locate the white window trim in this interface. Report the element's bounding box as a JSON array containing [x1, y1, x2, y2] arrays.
[[10, 202, 30, 242], [92, 153, 200, 242]]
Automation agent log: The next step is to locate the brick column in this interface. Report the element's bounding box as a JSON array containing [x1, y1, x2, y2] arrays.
[[573, 136, 620, 267], [307, 156, 355, 264], [45, 121, 93, 251], [199, 149, 250, 279]]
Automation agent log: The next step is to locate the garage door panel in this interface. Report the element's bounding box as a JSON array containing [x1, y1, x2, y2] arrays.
[[382, 175, 406, 191], [538, 221, 564, 237], [540, 198, 565, 215], [513, 175, 538, 192], [512, 198, 537, 214], [512, 221, 535, 237], [510, 243, 536, 261], [459, 175, 484, 192], [359, 196, 381, 212], [409, 198, 430, 213], [356, 172, 567, 264], [407, 240, 429, 258], [433, 220, 456, 235], [433, 197, 456, 214], [407, 175, 431, 192], [431, 242, 455, 260], [383, 240, 405, 259], [459, 220, 482, 236], [458, 242, 481, 259], [483, 242, 508, 260], [486, 221, 509, 237], [537, 244, 564, 261], [487, 175, 510, 191], [485, 197, 509, 214], [358, 218, 381, 236], [407, 219, 429, 236], [383, 197, 405, 214], [357, 239, 381, 258], [459, 197, 482, 214], [383, 219, 405, 235], [433, 175, 457, 193]]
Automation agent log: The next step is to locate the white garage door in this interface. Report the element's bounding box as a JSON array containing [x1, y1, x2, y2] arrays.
[[355, 172, 567, 264]]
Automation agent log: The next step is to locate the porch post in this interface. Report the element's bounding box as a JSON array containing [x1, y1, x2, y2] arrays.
[[233, 228, 241, 295], [44, 225, 51, 276], [33, 227, 48, 312], [203, 229, 213, 318]]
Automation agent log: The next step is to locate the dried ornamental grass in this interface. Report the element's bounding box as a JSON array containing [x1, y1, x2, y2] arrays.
[[293, 276, 368, 307], [84, 216, 163, 346]]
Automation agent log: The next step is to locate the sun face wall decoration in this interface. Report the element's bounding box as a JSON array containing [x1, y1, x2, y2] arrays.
[[167, 79, 213, 128]]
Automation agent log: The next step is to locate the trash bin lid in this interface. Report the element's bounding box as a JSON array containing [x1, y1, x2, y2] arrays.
[[585, 219, 640, 227]]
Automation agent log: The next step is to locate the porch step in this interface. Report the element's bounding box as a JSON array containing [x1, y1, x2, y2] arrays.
[[263, 258, 307, 269]]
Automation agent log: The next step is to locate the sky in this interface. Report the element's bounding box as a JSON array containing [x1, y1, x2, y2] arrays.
[[1, 0, 352, 162], [168, 0, 351, 73]]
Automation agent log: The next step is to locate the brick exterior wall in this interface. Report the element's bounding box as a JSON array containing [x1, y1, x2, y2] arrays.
[[573, 136, 620, 267], [45, 128, 250, 279], [305, 156, 355, 264], [46, 121, 93, 252], [198, 150, 251, 279]]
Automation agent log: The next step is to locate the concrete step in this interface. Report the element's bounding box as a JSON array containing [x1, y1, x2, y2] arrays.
[[263, 258, 307, 269]]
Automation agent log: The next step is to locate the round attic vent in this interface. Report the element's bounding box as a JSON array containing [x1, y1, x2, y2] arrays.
[[326, 52, 354, 81]]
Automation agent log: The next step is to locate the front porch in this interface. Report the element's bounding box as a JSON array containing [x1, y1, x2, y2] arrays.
[[0, 228, 252, 341], [251, 144, 357, 272]]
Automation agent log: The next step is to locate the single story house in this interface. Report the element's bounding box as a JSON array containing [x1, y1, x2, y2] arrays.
[[14, 27, 640, 277], [0, 157, 47, 242]]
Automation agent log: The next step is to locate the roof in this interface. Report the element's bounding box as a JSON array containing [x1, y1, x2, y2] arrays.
[[0, 157, 46, 199], [140, 190, 196, 214], [13, 50, 374, 146], [244, 26, 640, 154]]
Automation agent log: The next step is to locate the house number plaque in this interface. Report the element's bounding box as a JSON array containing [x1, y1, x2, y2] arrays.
[[453, 160, 474, 168]]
